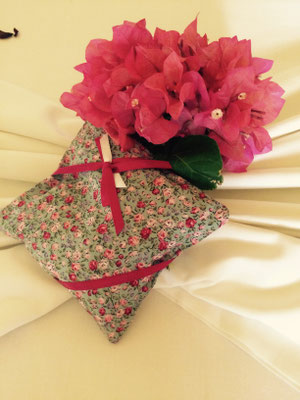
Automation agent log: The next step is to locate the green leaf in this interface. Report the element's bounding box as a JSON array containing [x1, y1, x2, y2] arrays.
[[169, 135, 223, 189], [133, 133, 223, 190]]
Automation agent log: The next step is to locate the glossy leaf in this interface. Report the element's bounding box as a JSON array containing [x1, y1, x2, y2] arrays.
[[134, 134, 223, 189]]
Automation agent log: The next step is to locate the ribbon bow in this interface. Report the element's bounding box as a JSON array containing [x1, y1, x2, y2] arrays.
[[52, 135, 172, 235]]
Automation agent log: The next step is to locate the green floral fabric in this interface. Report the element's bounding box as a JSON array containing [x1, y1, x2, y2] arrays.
[[0, 122, 229, 343]]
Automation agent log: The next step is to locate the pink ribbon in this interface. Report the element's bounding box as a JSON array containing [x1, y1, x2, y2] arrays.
[[56, 258, 174, 290], [52, 137, 172, 235]]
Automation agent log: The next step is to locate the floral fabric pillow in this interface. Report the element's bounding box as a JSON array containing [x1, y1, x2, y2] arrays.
[[0, 122, 229, 343]]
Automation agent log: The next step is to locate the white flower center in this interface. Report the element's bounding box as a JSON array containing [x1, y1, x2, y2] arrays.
[[131, 98, 139, 107], [238, 92, 247, 100], [88, 96, 92, 102], [211, 108, 223, 120]]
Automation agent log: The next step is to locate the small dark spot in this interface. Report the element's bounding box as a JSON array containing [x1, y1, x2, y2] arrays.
[[0, 30, 13, 39], [162, 112, 171, 120], [0, 28, 19, 39], [198, 67, 204, 75]]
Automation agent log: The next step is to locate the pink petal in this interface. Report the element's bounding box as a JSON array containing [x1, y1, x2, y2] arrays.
[[112, 19, 153, 59], [202, 37, 253, 90], [135, 46, 168, 72], [90, 74, 112, 112], [209, 132, 252, 163], [74, 63, 89, 74], [184, 55, 205, 71], [222, 157, 252, 172], [60, 83, 89, 112], [179, 17, 207, 55], [103, 66, 140, 97], [85, 39, 118, 67], [104, 118, 120, 145], [252, 57, 273, 75], [219, 37, 251, 70], [250, 79, 285, 125], [143, 73, 169, 106], [195, 73, 210, 109], [132, 84, 166, 117], [182, 71, 210, 109], [167, 98, 183, 120], [238, 108, 252, 128], [119, 131, 136, 151], [111, 91, 134, 128], [82, 100, 108, 125], [125, 46, 156, 80], [221, 103, 241, 142], [61, 82, 112, 127], [60, 92, 81, 110], [138, 104, 159, 126], [251, 127, 272, 153], [104, 119, 135, 151], [138, 117, 179, 144], [144, 72, 165, 91], [154, 27, 180, 52], [115, 123, 136, 151], [177, 107, 193, 130], [179, 82, 195, 102], [163, 51, 183, 90], [220, 67, 256, 99], [128, 19, 153, 46], [112, 22, 135, 59], [193, 111, 223, 134]]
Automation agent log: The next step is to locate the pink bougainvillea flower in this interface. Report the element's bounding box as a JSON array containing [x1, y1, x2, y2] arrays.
[[231, 73, 284, 155], [201, 36, 252, 90], [110, 88, 135, 129], [154, 27, 180, 53], [85, 72, 112, 113], [234, 77, 285, 164], [60, 17, 285, 172], [131, 84, 180, 144], [85, 39, 119, 69], [174, 71, 210, 135], [218, 126, 273, 172], [112, 19, 154, 59], [191, 65, 284, 171], [102, 65, 141, 98], [252, 57, 273, 75], [248, 78, 285, 126], [209, 131, 254, 172], [104, 118, 136, 151], [124, 46, 161, 81], [193, 93, 242, 143], [178, 17, 208, 71], [143, 51, 184, 120], [180, 71, 210, 110], [195, 66, 257, 140], [105, 86, 138, 150], [60, 83, 111, 128]]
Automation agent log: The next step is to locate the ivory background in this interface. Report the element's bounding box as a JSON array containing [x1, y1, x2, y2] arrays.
[[1, 0, 300, 399]]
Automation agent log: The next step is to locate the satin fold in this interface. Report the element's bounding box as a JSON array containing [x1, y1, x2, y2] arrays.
[[0, 83, 299, 389], [0, 1, 300, 391]]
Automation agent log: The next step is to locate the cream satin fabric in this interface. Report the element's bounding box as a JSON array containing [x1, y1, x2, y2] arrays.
[[1, 0, 300, 397], [1, 82, 299, 390]]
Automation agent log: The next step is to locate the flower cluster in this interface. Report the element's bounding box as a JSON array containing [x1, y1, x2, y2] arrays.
[[61, 18, 284, 172]]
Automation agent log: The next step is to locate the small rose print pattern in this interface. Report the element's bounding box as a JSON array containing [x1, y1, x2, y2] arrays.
[[0, 122, 229, 343]]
